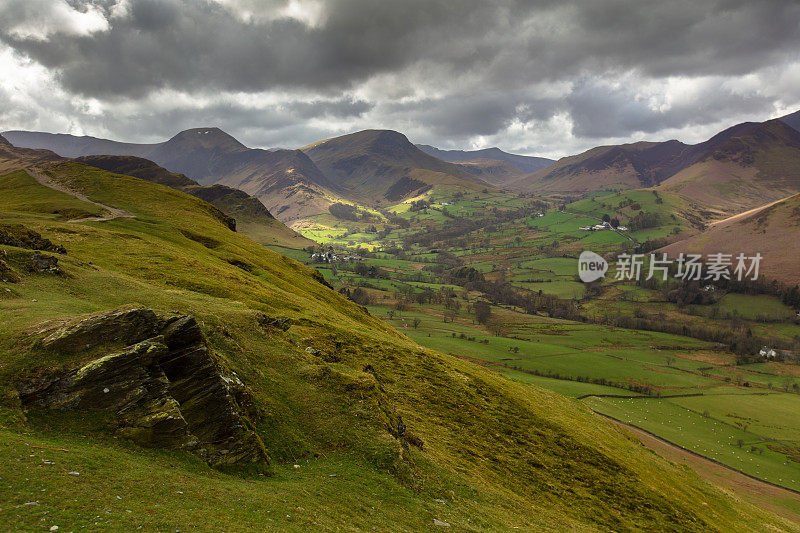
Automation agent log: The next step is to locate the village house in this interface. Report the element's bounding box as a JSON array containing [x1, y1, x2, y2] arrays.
[[759, 346, 778, 359]]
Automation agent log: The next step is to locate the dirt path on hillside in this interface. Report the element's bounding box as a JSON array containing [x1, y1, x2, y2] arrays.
[[26, 167, 135, 222], [708, 196, 794, 227], [608, 417, 800, 523]]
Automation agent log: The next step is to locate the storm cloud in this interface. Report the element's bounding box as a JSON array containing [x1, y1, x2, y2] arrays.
[[1, 0, 799, 157]]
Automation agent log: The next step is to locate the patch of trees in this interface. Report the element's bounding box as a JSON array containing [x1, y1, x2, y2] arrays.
[[388, 215, 411, 228], [340, 287, 373, 306], [408, 200, 431, 212], [446, 266, 485, 284], [662, 280, 718, 307], [353, 262, 390, 279], [436, 251, 464, 269], [473, 301, 492, 324], [634, 237, 671, 254], [328, 203, 361, 221], [781, 285, 800, 309], [628, 211, 660, 230]]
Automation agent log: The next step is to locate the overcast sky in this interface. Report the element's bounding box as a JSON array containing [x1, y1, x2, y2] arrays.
[[1, 0, 799, 159]]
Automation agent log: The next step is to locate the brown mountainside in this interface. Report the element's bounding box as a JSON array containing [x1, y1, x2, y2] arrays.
[[660, 193, 800, 284], [302, 130, 493, 205]]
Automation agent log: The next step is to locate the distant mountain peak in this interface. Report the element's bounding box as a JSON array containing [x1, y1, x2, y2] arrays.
[[163, 127, 247, 152]]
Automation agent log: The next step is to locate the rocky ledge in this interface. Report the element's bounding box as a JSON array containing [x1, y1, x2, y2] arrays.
[[19, 307, 269, 469]]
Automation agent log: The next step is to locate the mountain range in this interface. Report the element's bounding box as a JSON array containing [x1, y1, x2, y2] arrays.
[[0, 134, 61, 173], [6, 108, 800, 242], [5, 128, 498, 222], [302, 130, 492, 204]]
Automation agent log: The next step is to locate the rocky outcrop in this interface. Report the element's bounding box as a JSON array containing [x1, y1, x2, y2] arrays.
[[21, 307, 269, 469], [26, 252, 61, 274], [256, 313, 291, 332], [0, 223, 66, 254]]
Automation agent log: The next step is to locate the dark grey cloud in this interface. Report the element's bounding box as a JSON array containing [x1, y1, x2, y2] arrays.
[[0, 0, 799, 155], [565, 77, 776, 139], [3, 0, 799, 98]]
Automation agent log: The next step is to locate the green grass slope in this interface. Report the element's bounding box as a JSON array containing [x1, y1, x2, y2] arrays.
[[0, 162, 794, 531]]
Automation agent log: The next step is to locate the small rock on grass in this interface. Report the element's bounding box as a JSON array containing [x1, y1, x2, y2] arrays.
[[433, 518, 451, 527]]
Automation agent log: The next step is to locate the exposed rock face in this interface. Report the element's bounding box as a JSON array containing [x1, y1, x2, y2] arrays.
[[256, 313, 291, 332], [26, 252, 61, 274], [0, 223, 66, 254], [21, 308, 269, 469], [38, 307, 162, 354]]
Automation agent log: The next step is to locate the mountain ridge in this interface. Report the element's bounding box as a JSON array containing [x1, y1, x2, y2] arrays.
[[510, 117, 800, 212], [417, 144, 554, 173], [660, 192, 800, 284], [0, 133, 63, 173]]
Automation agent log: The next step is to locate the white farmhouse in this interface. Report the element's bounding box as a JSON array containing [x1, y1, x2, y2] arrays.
[[759, 346, 778, 358]]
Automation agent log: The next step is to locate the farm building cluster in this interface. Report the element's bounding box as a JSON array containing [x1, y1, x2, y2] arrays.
[[579, 221, 628, 231], [759, 346, 798, 360], [310, 251, 365, 263]]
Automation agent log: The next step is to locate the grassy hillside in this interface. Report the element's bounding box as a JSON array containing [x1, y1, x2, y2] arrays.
[[74, 154, 314, 248], [0, 162, 792, 530]]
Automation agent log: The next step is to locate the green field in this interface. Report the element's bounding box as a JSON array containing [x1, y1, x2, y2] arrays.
[[584, 396, 800, 491]]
